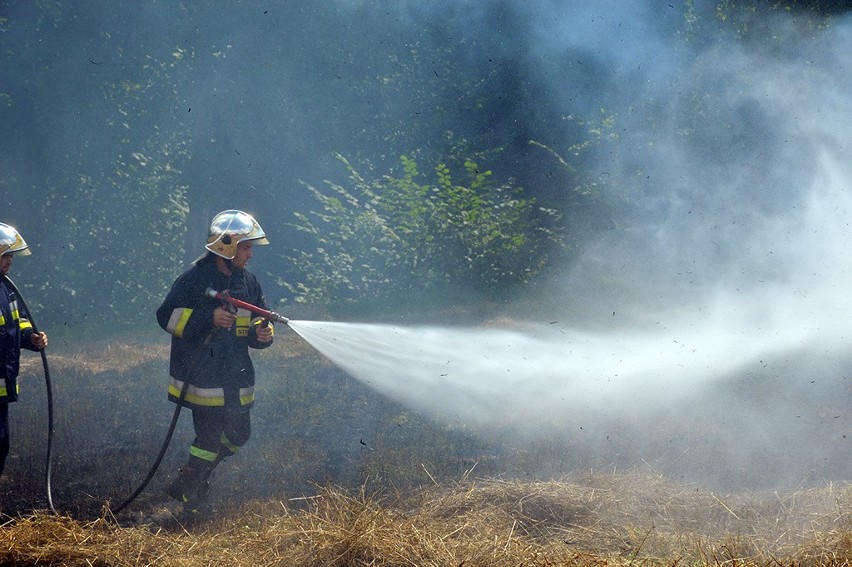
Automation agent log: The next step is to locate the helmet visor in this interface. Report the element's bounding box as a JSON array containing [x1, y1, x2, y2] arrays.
[[0, 224, 30, 256]]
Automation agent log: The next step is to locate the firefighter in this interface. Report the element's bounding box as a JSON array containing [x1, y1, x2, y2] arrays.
[[156, 210, 274, 521], [0, 223, 48, 477]]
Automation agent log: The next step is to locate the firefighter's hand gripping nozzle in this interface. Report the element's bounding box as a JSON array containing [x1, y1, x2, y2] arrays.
[[205, 287, 290, 325]]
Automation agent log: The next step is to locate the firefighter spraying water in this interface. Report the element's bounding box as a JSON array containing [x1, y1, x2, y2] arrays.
[[154, 210, 283, 524]]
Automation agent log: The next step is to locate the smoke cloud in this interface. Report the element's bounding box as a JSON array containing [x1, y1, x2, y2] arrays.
[[3, 1, 850, 495], [289, 4, 852, 491]]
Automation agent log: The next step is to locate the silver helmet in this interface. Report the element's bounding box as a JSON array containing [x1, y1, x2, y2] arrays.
[[205, 210, 269, 259], [0, 223, 31, 256]]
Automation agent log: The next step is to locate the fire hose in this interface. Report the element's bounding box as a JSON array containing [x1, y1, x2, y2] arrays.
[[1, 275, 56, 514], [111, 288, 288, 516]]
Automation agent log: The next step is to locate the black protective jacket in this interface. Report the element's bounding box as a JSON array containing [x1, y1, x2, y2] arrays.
[[0, 278, 38, 403], [156, 255, 274, 408]]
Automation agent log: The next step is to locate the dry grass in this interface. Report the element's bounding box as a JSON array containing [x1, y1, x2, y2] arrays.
[[8, 335, 852, 564], [19, 340, 169, 376], [18, 330, 312, 376], [3, 473, 852, 566]]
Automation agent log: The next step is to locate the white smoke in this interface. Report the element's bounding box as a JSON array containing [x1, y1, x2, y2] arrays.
[[289, 6, 852, 489]]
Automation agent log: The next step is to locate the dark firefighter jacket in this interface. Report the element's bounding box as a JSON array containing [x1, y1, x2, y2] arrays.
[[0, 278, 38, 403], [156, 255, 274, 409]]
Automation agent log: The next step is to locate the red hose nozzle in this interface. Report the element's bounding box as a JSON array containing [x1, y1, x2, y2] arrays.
[[205, 287, 290, 324]]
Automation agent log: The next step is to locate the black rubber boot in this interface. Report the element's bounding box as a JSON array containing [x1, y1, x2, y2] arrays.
[[165, 464, 211, 504], [177, 489, 213, 527]]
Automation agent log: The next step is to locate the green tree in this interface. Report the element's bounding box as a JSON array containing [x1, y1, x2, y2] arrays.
[[282, 154, 564, 315], [0, 3, 193, 331], [712, 0, 842, 40]]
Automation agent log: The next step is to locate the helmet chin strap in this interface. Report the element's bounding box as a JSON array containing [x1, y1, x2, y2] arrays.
[[214, 254, 237, 276]]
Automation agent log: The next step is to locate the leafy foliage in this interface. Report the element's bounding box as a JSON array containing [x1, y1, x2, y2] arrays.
[[1, 1, 846, 331], [0, 5, 194, 332], [712, 0, 842, 39], [27, 53, 192, 332], [282, 155, 564, 313]]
